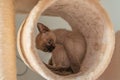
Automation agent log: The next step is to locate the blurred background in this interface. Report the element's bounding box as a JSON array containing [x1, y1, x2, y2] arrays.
[[16, 0, 120, 80]]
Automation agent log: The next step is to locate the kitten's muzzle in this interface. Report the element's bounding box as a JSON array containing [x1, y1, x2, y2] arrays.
[[46, 45, 55, 52]]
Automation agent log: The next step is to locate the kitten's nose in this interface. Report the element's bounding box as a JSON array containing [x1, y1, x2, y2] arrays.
[[47, 45, 55, 52]]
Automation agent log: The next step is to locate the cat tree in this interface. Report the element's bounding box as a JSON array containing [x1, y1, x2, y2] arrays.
[[0, 0, 116, 80]]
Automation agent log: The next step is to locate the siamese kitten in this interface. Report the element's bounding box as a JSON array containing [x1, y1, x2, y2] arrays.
[[36, 23, 86, 75]]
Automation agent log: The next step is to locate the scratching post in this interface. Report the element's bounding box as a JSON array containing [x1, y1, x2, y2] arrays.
[[17, 0, 115, 80], [0, 0, 16, 80]]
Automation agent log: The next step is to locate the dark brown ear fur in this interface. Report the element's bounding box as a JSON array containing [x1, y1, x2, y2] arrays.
[[37, 23, 50, 33]]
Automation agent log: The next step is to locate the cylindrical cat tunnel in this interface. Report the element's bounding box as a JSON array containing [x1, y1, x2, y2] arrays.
[[17, 0, 115, 80]]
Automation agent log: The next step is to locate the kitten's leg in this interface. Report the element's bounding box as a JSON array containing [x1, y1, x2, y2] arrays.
[[45, 63, 70, 71], [45, 43, 73, 75], [44, 63, 73, 75], [53, 70, 72, 76], [64, 37, 80, 73]]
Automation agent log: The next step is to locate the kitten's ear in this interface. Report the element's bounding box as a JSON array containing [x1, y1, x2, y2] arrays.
[[37, 23, 50, 33]]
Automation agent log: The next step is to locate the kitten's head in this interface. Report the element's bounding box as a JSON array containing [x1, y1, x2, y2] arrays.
[[36, 23, 56, 52]]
